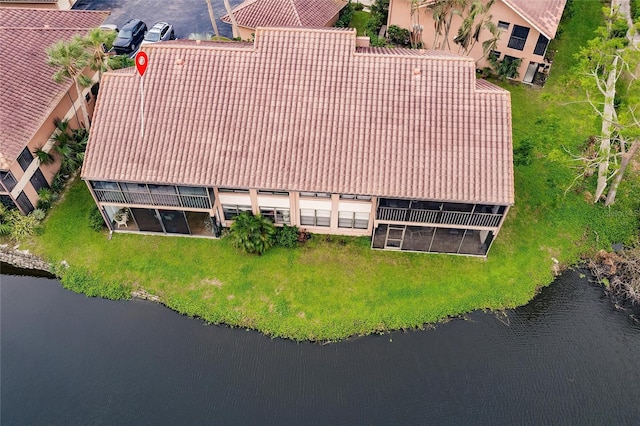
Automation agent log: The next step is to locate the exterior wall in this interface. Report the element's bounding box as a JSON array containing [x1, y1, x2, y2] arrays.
[[237, 26, 254, 41], [85, 180, 511, 256], [2, 68, 98, 213], [387, 0, 552, 82]]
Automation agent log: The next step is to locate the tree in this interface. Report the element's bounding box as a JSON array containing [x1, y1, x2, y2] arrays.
[[81, 27, 117, 82], [229, 212, 276, 255], [46, 37, 93, 129], [223, 0, 240, 39], [452, 0, 498, 60], [205, 0, 220, 39], [576, 7, 640, 205]]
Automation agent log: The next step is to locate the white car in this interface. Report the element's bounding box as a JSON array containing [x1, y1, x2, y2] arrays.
[[142, 22, 175, 45]]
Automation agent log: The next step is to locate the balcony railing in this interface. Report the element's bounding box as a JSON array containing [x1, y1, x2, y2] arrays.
[[377, 207, 502, 228], [94, 189, 211, 210]]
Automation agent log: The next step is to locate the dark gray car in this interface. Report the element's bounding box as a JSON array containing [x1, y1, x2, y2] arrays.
[[113, 19, 147, 55]]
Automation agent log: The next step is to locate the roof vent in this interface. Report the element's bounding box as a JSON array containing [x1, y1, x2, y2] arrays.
[[195, 39, 201, 45], [175, 58, 184, 65], [43, 24, 51, 29]]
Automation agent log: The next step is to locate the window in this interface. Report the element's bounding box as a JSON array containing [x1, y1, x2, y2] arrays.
[[258, 190, 289, 196], [0, 171, 17, 192], [299, 192, 330, 198], [533, 34, 549, 56], [497, 21, 510, 30], [17, 148, 33, 171], [338, 211, 369, 229], [30, 168, 50, 193], [503, 55, 521, 78], [222, 205, 252, 220], [91, 180, 120, 190], [300, 209, 330, 227], [489, 50, 501, 61], [177, 186, 207, 196], [340, 194, 372, 200], [218, 188, 249, 193], [260, 207, 290, 224], [15, 191, 34, 214], [507, 25, 529, 50]]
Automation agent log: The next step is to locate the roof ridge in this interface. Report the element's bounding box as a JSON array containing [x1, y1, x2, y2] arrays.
[[290, 0, 303, 26]]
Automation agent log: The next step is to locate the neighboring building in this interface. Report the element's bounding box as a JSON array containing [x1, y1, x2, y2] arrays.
[[0, 0, 75, 10], [387, 0, 567, 84], [0, 8, 109, 213], [81, 27, 514, 256], [221, 0, 347, 40]]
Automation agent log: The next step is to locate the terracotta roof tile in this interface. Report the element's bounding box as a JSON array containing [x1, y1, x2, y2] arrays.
[[0, 8, 109, 167], [222, 0, 346, 29], [504, 0, 567, 39], [82, 28, 514, 205]]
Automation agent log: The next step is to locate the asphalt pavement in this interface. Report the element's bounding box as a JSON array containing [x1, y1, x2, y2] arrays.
[[72, 0, 244, 39]]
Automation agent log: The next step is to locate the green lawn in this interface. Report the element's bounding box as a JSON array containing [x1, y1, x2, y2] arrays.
[[24, 1, 639, 341], [349, 11, 370, 36]]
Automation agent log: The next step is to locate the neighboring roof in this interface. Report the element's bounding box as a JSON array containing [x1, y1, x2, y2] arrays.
[[0, 0, 57, 3], [0, 8, 109, 169], [221, 0, 346, 29], [504, 0, 567, 39], [83, 27, 514, 205]]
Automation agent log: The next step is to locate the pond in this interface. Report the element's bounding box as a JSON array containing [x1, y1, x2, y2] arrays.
[[2, 264, 639, 424]]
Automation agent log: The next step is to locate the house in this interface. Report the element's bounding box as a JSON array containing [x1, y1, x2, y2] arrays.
[[221, 0, 347, 40], [81, 27, 514, 256], [0, 8, 109, 214], [0, 0, 76, 10], [387, 0, 567, 84]]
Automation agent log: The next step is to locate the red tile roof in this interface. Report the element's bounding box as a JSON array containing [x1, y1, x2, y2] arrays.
[[221, 0, 346, 29], [82, 28, 514, 205], [0, 8, 109, 169], [505, 0, 567, 39]]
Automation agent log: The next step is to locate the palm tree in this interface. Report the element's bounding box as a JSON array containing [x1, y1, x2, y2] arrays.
[[46, 37, 93, 129], [229, 212, 276, 255], [82, 27, 117, 82], [205, 0, 221, 39], [223, 0, 240, 39], [33, 146, 55, 165], [453, 0, 496, 55]]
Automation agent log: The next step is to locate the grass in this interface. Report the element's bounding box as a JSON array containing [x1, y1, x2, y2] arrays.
[[349, 11, 370, 36], [24, 1, 640, 341]]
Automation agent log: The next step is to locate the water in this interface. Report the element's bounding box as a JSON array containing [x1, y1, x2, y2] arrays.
[[2, 264, 640, 425]]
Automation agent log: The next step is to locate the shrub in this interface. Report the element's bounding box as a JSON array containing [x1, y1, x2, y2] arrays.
[[514, 138, 535, 166], [387, 25, 411, 47], [9, 210, 40, 242], [58, 266, 130, 300], [229, 212, 276, 255], [335, 2, 355, 28], [36, 188, 58, 211], [31, 209, 46, 221], [354, 2, 365, 11], [275, 224, 299, 248], [88, 206, 106, 231]]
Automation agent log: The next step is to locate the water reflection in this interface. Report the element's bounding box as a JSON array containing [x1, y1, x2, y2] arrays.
[[2, 265, 639, 425]]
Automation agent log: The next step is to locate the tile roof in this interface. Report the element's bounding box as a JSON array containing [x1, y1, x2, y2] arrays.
[[504, 0, 567, 39], [0, 8, 109, 169], [82, 27, 514, 205], [221, 0, 346, 29]]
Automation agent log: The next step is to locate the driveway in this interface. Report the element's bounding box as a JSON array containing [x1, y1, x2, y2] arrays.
[[72, 0, 244, 40]]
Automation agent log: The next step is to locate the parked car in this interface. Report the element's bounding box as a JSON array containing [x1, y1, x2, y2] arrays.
[[142, 22, 175, 45], [113, 19, 147, 55]]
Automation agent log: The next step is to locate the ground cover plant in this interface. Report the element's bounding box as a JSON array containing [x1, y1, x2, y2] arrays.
[[25, 1, 640, 341]]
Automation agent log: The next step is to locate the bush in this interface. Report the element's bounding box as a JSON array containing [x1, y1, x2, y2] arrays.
[[36, 188, 58, 211], [275, 224, 299, 248], [229, 212, 276, 255], [387, 25, 411, 47], [514, 138, 534, 166], [58, 266, 131, 300], [88, 206, 106, 231], [31, 209, 46, 221], [335, 2, 355, 28], [8, 210, 40, 242], [354, 2, 365, 11]]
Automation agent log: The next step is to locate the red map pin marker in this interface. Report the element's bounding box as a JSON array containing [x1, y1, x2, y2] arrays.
[[135, 51, 148, 77]]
